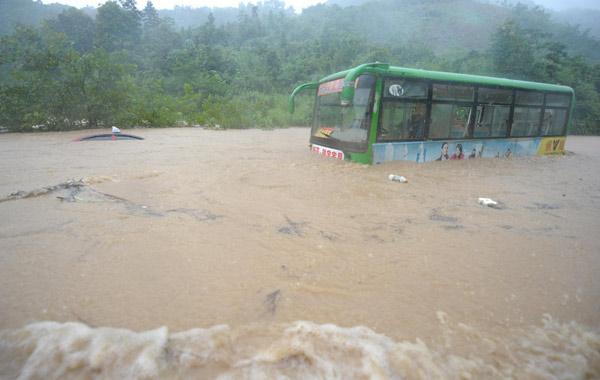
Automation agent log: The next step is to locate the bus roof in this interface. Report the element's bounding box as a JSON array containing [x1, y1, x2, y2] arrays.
[[319, 64, 574, 94]]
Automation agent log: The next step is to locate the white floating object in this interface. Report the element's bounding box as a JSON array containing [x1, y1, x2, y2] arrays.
[[389, 174, 407, 183], [478, 197, 498, 207], [112, 126, 121, 133]]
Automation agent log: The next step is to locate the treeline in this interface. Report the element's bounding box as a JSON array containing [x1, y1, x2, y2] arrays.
[[0, 0, 72, 36], [0, 0, 599, 134]]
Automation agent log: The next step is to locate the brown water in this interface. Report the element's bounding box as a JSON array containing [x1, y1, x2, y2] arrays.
[[0, 128, 599, 379]]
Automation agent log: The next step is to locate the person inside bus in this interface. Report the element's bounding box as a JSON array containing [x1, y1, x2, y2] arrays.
[[468, 148, 477, 158], [436, 142, 449, 161], [408, 107, 425, 139], [450, 144, 464, 159]]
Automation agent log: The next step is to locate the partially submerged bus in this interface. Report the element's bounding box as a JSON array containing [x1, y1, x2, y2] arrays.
[[289, 63, 574, 164]]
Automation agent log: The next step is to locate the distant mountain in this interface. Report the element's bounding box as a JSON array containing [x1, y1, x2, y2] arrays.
[[301, 0, 513, 53], [157, 6, 239, 29], [0, 0, 72, 35], [551, 9, 600, 39], [157, 3, 296, 29]]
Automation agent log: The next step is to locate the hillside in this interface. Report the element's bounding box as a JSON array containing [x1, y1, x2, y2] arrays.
[[1, 0, 599, 134], [552, 9, 600, 39], [2, 0, 599, 62], [154, 0, 600, 62], [301, 0, 513, 53], [0, 0, 72, 35]]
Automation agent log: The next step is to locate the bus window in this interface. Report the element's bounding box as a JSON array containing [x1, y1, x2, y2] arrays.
[[516, 91, 543, 106], [430, 104, 471, 139], [546, 93, 571, 107], [311, 74, 376, 150], [478, 88, 512, 104], [475, 87, 511, 138], [384, 79, 427, 99], [474, 106, 490, 137], [433, 84, 474, 102], [541, 108, 568, 136], [490, 106, 510, 137], [475, 105, 509, 137], [315, 93, 342, 137], [379, 102, 426, 141], [511, 107, 541, 136]]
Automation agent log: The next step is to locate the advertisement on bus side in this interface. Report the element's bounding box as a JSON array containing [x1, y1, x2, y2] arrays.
[[371, 137, 565, 164]]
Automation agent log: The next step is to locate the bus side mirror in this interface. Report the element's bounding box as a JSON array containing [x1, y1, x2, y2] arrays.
[[340, 62, 388, 107], [341, 82, 354, 107], [289, 82, 318, 113]]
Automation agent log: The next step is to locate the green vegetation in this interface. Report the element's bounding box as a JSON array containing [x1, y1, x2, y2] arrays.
[[0, 0, 599, 134]]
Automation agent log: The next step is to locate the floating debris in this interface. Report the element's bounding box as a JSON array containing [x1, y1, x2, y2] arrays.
[[1, 179, 85, 203], [442, 225, 464, 230], [388, 174, 408, 183], [319, 230, 335, 240], [429, 213, 458, 223], [1, 179, 220, 222], [264, 290, 281, 316], [278, 215, 307, 237], [531, 202, 560, 210], [69, 308, 94, 327], [478, 197, 498, 207]]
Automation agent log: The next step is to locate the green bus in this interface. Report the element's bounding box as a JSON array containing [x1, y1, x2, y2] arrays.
[[289, 63, 574, 164]]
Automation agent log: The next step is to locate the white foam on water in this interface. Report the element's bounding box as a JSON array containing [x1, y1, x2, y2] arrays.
[[1, 315, 598, 380], [0, 322, 168, 380]]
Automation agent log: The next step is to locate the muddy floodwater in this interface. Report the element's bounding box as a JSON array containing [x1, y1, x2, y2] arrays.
[[0, 128, 599, 379]]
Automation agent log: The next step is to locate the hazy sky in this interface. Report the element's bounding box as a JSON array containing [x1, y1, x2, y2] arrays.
[[40, 0, 325, 12], [531, 0, 600, 10]]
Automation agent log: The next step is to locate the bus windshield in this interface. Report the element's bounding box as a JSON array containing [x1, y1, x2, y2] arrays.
[[311, 74, 376, 151]]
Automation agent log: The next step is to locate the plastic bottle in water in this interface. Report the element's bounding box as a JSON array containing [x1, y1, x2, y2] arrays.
[[389, 174, 408, 183]]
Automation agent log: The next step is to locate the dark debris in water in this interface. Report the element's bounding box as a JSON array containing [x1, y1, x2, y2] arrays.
[[429, 213, 459, 223], [166, 208, 221, 222], [264, 290, 281, 316], [364, 234, 385, 243], [1, 179, 85, 203], [391, 224, 404, 234], [319, 230, 335, 240], [278, 215, 307, 237], [69, 308, 94, 327], [56, 187, 126, 204], [1, 179, 221, 223], [442, 225, 464, 230], [530, 202, 561, 210]]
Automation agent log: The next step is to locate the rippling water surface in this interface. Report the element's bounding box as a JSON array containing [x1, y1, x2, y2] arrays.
[[0, 128, 599, 379]]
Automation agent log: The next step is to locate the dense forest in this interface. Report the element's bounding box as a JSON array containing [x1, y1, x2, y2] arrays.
[[1, 0, 599, 134]]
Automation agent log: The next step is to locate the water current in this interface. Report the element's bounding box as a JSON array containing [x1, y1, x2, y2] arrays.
[[0, 128, 599, 379]]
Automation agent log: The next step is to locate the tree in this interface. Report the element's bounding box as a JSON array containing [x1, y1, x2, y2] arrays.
[[0, 25, 75, 131], [45, 8, 96, 53], [490, 20, 537, 80], [96, 1, 141, 52], [142, 1, 160, 29]]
